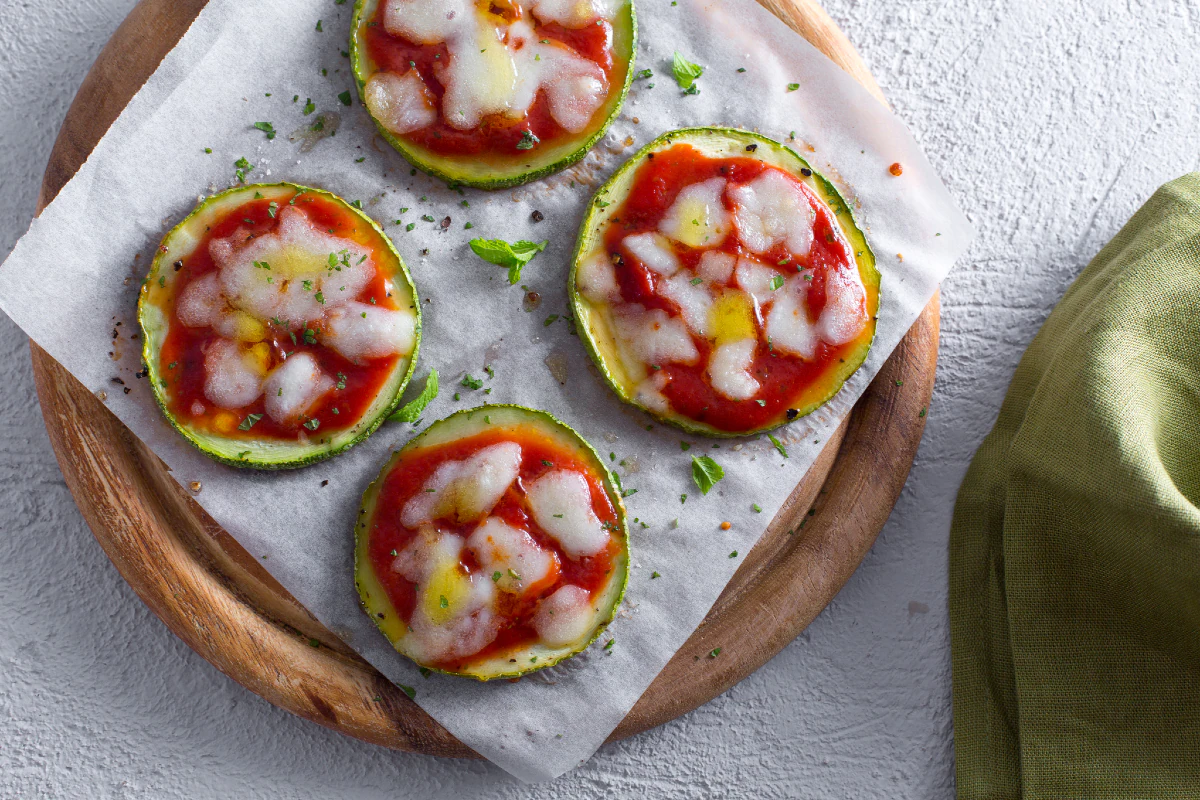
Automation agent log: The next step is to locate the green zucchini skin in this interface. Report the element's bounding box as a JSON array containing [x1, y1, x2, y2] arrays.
[[355, 404, 629, 680], [568, 127, 881, 438], [349, 0, 637, 190], [137, 182, 421, 470]]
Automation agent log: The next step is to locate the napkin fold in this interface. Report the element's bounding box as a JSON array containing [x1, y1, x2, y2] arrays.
[[950, 173, 1200, 798]]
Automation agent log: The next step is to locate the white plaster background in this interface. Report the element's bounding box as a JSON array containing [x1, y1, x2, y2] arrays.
[[1, 0, 1196, 796]]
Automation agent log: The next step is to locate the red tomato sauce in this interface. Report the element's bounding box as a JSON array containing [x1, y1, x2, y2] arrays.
[[363, 3, 615, 157], [158, 191, 404, 441], [600, 144, 864, 432], [367, 427, 621, 671]]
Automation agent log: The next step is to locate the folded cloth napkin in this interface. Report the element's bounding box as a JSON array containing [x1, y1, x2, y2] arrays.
[[950, 173, 1200, 798]]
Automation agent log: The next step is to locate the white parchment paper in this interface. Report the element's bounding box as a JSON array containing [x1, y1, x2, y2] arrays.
[[0, 0, 970, 781]]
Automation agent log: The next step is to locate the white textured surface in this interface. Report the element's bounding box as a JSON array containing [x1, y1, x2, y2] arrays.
[[1, 0, 1196, 796]]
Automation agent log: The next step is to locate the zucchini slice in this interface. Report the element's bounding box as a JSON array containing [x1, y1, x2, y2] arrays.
[[569, 128, 881, 437], [356, 405, 629, 680], [138, 183, 421, 469], [350, 0, 636, 189]]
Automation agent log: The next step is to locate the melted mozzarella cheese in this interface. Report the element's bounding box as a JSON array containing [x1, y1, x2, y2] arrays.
[[363, 71, 438, 134], [508, 21, 607, 133], [401, 442, 523, 527], [530, 0, 620, 27], [734, 256, 783, 309], [576, 252, 620, 303], [611, 305, 699, 368], [177, 272, 224, 328], [634, 370, 671, 414], [659, 178, 730, 248], [706, 289, 757, 345], [392, 528, 500, 662], [532, 585, 595, 647], [436, 11, 520, 130], [766, 276, 819, 359], [526, 470, 609, 559], [322, 302, 416, 362], [622, 232, 679, 277], [816, 265, 869, 345], [660, 273, 714, 337], [708, 338, 760, 400], [466, 517, 558, 595], [203, 338, 266, 409], [263, 353, 333, 424], [728, 169, 815, 257], [382, 0, 472, 44], [378, 1, 610, 135], [211, 206, 375, 325], [697, 250, 736, 284]]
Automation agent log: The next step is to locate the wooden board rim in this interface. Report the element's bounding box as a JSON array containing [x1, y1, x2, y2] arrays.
[[29, 0, 940, 760]]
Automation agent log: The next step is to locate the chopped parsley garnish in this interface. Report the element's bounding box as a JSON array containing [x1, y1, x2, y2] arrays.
[[769, 274, 785, 291], [268, 201, 278, 218], [651, 571, 661, 579], [314, 291, 326, 304], [516, 129, 540, 150], [690, 277, 704, 285], [751, 503, 762, 513], [398, 684, 415, 699], [468, 238, 548, 284], [390, 369, 439, 423], [544, 314, 559, 327], [729, 550, 738, 558], [635, 68, 653, 80], [787, 82, 800, 91], [680, 441, 691, 451], [338, 90, 353, 106], [253, 121, 276, 140], [768, 434, 789, 458], [439, 595, 448, 609], [234, 157, 254, 182], [303, 418, 320, 431], [709, 647, 721, 658], [335, 372, 347, 390], [604, 639, 615, 651], [492, 571, 502, 582], [302, 98, 315, 115], [691, 455, 724, 495], [461, 374, 484, 390], [237, 413, 263, 431]]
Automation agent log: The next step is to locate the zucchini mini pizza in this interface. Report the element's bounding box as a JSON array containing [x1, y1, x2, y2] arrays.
[[356, 405, 628, 679], [138, 184, 420, 469], [569, 128, 880, 437], [350, 0, 636, 188]]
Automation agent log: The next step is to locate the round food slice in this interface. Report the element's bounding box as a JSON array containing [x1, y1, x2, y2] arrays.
[[569, 128, 881, 437], [355, 405, 629, 679], [138, 183, 421, 469], [350, 0, 636, 189]]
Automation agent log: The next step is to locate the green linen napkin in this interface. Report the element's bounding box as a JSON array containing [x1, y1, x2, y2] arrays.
[[950, 173, 1200, 798]]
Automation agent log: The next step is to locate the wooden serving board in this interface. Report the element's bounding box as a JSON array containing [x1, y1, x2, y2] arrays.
[[30, 0, 939, 757]]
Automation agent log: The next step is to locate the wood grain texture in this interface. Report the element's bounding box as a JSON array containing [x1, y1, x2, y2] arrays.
[[29, 0, 939, 758]]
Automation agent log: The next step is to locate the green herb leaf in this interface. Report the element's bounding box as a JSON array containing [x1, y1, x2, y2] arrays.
[[398, 684, 416, 699], [461, 374, 484, 390], [303, 418, 320, 431], [302, 98, 315, 115], [238, 413, 263, 431], [468, 238, 548, 284], [253, 121, 276, 140], [786, 82, 800, 91], [389, 369, 439, 423], [768, 434, 789, 458], [672, 52, 704, 90], [691, 455, 724, 495], [751, 503, 762, 513], [338, 90, 353, 106], [769, 274, 785, 291], [516, 129, 540, 150]]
